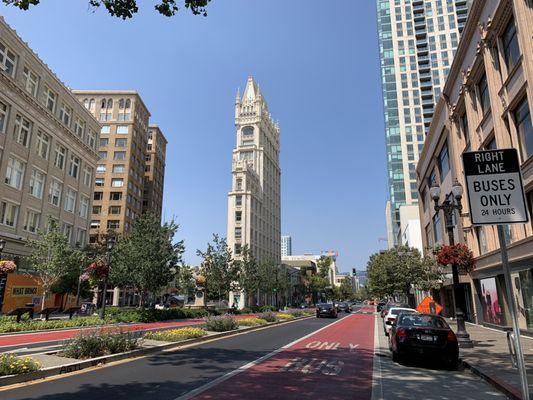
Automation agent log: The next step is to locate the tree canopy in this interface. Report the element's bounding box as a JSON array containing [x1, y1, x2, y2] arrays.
[[3, 0, 211, 19]]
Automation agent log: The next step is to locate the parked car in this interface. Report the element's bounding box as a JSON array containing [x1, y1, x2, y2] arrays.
[[316, 303, 338, 318], [383, 307, 417, 336], [376, 301, 387, 312], [337, 302, 350, 313], [380, 301, 409, 318], [389, 313, 459, 369]]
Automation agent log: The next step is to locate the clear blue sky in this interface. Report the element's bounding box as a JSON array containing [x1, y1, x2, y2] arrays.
[[1, 0, 388, 272]]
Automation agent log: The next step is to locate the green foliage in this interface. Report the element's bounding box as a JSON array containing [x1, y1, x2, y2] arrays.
[[0, 354, 40, 376], [203, 315, 238, 332], [367, 246, 444, 298], [237, 317, 268, 327], [197, 234, 239, 302], [0, 316, 106, 333], [61, 330, 140, 359], [111, 213, 185, 305], [235, 245, 259, 299], [26, 218, 80, 309], [338, 278, 356, 300], [144, 327, 207, 342], [3, 0, 212, 19], [257, 311, 277, 322], [260, 305, 277, 312], [175, 264, 196, 297]]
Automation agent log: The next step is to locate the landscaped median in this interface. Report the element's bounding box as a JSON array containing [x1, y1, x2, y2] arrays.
[[0, 309, 314, 386]]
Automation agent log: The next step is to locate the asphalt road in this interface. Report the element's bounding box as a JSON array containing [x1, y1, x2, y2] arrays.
[[2, 313, 350, 400]]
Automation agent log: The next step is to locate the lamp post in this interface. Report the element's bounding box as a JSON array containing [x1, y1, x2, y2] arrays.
[[99, 236, 115, 320], [430, 179, 473, 348]]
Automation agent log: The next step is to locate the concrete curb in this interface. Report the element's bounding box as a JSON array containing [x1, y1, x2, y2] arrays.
[[461, 359, 523, 400], [0, 315, 313, 387]]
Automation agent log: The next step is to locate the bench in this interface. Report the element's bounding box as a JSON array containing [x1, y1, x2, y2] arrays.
[[37, 307, 60, 321], [63, 306, 81, 319], [7, 307, 34, 323]]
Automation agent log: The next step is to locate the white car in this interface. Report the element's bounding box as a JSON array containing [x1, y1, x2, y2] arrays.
[[383, 307, 417, 336]]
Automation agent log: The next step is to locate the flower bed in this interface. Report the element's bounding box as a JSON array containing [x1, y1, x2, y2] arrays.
[[144, 327, 207, 342], [0, 353, 40, 376], [203, 315, 238, 332], [238, 317, 268, 327], [276, 313, 294, 321], [61, 330, 141, 359], [257, 311, 277, 322]]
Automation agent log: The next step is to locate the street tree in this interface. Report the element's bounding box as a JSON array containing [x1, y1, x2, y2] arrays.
[[111, 213, 185, 305], [236, 245, 260, 305], [3, 0, 211, 19], [26, 219, 77, 310], [338, 278, 355, 300], [307, 256, 332, 303], [51, 246, 91, 307], [196, 234, 239, 303], [174, 264, 196, 299], [366, 245, 443, 300]]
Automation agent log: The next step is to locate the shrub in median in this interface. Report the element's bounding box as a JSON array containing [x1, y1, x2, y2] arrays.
[[145, 327, 207, 342], [204, 315, 238, 332], [257, 311, 277, 322], [61, 330, 141, 359], [276, 313, 294, 321], [238, 317, 268, 327], [260, 305, 277, 312], [0, 354, 40, 376]]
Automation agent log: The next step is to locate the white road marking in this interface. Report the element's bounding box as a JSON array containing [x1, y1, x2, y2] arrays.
[[371, 314, 384, 400], [175, 315, 352, 400]]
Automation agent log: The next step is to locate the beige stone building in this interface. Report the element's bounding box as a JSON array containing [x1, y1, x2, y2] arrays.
[[143, 125, 167, 220], [0, 17, 99, 264], [417, 0, 533, 330], [72, 90, 152, 241], [227, 77, 281, 264]]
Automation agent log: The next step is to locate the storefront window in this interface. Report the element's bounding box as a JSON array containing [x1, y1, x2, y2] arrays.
[[519, 269, 533, 329], [478, 276, 506, 326]]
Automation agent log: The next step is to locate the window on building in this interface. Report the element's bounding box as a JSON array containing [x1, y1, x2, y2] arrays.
[[13, 114, 32, 147], [54, 145, 66, 169], [86, 129, 96, 150], [64, 188, 77, 213], [111, 178, 124, 187], [35, 131, 50, 159], [95, 177, 105, 186], [514, 98, 532, 159], [438, 142, 450, 179], [93, 191, 103, 201], [460, 112, 469, 144], [90, 220, 101, 229], [101, 125, 110, 134], [113, 151, 126, 160], [29, 169, 46, 199], [0, 41, 17, 77], [0, 100, 8, 134], [116, 125, 129, 134], [92, 205, 101, 215], [97, 164, 106, 173], [23, 66, 39, 97], [108, 205, 121, 215], [99, 138, 109, 147], [0, 201, 19, 227], [475, 226, 488, 254], [42, 86, 57, 113], [478, 74, 490, 114], [433, 212, 442, 243], [235, 227, 242, 239], [61, 223, 73, 242], [59, 103, 72, 127], [115, 138, 127, 147], [236, 178, 243, 190], [235, 195, 242, 206], [502, 18, 520, 71], [110, 192, 122, 201], [5, 156, 25, 190], [235, 211, 242, 222], [49, 179, 62, 206], [76, 228, 87, 246], [73, 117, 85, 138], [23, 209, 40, 233], [68, 155, 80, 179], [234, 243, 242, 255], [83, 166, 93, 186], [79, 196, 89, 219], [112, 164, 125, 173], [107, 220, 120, 229], [98, 151, 107, 160]]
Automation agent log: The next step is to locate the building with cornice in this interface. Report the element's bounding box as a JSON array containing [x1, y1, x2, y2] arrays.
[[227, 77, 281, 265]]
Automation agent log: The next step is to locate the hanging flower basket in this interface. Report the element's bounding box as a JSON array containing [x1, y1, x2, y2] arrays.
[[0, 260, 16, 274], [436, 243, 476, 274]]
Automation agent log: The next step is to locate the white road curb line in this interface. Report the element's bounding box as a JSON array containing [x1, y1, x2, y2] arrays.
[[371, 314, 384, 400]]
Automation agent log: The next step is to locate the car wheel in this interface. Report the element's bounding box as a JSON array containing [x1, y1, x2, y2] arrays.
[[445, 356, 459, 370], [392, 350, 402, 363]]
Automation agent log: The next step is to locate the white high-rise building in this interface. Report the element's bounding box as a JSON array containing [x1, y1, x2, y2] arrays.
[[377, 0, 471, 246], [227, 77, 281, 265], [281, 235, 292, 257]]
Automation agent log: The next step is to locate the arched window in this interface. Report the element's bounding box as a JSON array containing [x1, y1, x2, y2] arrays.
[[89, 99, 95, 110], [101, 98, 107, 109], [83, 98, 89, 109], [107, 99, 113, 109], [119, 98, 125, 109], [242, 126, 254, 136], [125, 99, 131, 109]]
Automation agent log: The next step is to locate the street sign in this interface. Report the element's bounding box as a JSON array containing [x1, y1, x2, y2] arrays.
[[462, 149, 529, 225]]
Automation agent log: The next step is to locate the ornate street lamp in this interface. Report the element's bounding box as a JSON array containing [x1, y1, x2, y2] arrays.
[[99, 236, 116, 319], [431, 179, 473, 348]]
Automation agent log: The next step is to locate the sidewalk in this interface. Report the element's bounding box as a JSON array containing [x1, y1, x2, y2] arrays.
[[458, 321, 533, 400]]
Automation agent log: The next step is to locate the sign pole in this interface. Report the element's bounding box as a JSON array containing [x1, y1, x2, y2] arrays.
[[497, 225, 529, 400]]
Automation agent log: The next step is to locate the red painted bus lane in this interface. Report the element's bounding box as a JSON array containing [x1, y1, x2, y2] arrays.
[[189, 313, 375, 400]]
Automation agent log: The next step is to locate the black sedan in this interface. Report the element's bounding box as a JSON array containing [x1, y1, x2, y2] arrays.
[[389, 313, 459, 369], [316, 303, 338, 318], [337, 302, 350, 313]]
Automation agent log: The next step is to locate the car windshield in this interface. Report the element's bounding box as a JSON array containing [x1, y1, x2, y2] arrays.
[[391, 308, 415, 316], [317, 303, 332, 309], [398, 314, 449, 328]]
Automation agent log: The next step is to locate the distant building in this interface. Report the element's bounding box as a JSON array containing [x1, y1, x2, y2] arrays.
[[143, 125, 167, 220], [281, 235, 292, 256], [399, 204, 423, 253]]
